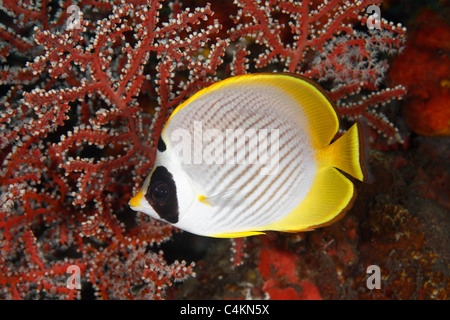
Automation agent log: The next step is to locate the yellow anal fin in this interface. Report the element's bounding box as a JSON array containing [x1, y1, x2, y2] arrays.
[[261, 167, 356, 232], [210, 231, 266, 238], [317, 123, 367, 181]]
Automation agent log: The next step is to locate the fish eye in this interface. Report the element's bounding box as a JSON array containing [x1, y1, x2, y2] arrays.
[[152, 183, 170, 202], [145, 166, 179, 224]]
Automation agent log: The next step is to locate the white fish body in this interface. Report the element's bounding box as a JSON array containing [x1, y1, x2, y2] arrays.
[[130, 74, 366, 237]]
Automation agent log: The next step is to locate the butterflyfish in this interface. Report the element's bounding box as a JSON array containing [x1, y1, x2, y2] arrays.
[[129, 74, 366, 238]]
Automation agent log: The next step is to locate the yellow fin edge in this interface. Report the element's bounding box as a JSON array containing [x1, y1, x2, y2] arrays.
[[210, 231, 266, 238], [258, 167, 356, 232], [267, 74, 340, 148], [165, 74, 260, 125], [211, 166, 356, 236], [164, 73, 340, 150]]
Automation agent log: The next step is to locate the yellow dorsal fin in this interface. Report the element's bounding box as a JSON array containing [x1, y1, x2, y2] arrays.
[[266, 73, 340, 148], [316, 123, 367, 181], [165, 73, 340, 149]]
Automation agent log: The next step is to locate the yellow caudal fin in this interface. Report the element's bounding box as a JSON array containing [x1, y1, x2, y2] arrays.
[[317, 123, 367, 181], [260, 167, 356, 232]]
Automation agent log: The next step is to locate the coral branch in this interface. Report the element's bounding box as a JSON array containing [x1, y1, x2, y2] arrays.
[[0, 0, 407, 299]]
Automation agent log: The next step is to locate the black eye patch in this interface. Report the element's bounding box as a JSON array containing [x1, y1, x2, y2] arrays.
[[157, 136, 166, 152], [145, 166, 178, 223]]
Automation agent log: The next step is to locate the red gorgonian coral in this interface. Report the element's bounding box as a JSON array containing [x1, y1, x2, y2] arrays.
[[1, 0, 405, 299]]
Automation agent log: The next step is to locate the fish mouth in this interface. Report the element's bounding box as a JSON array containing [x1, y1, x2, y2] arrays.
[[129, 190, 144, 208]]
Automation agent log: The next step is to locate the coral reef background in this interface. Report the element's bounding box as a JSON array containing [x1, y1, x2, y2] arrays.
[[0, 0, 448, 300]]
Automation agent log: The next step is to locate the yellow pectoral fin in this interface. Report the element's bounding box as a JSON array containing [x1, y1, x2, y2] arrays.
[[262, 166, 356, 232], [198, 194, 212, 206]]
